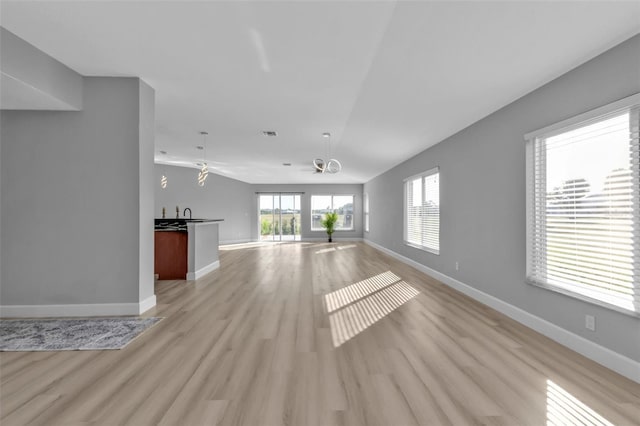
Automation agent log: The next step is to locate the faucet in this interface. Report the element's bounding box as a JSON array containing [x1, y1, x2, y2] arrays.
[[183, 207, 192, 220]]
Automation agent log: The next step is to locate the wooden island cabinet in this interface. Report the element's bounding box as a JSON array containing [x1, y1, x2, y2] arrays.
[[154, 230, 188, 279], [154, 219, 223, 281]]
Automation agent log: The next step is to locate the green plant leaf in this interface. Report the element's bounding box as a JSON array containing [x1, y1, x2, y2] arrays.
[[320, 211, 339, 235]]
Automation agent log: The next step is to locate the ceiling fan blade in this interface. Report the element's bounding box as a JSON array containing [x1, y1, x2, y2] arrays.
[[325, 159, 342, 174], [312, 158, 325, 173]]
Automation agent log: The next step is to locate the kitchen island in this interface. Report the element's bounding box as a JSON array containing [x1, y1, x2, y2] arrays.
[[154, 219, 223, 280]]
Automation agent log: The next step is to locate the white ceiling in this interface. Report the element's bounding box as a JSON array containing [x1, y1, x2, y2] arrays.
[[1, 1, 639, 184]]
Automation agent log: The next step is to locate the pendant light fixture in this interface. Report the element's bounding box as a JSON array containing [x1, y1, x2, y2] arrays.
[[159, 150, 168, 188], [197, 131, 209, 187], [313, 132, 342, 174]]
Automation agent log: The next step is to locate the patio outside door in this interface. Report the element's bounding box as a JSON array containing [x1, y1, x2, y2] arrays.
[[259, 194, 301, 241]]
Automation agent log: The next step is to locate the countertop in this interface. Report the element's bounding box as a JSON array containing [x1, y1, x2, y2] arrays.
[[155, 218, 224, 231]]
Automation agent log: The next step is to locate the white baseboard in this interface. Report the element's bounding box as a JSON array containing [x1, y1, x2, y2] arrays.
[[303, 237, 364, 242], [220, 238, 364, 244], [138, 294, 156, 314], [220, 238, 254, 245], [364, 239, 640, 384], [186, 260, 220, 280], [1, 295, 157, 318]]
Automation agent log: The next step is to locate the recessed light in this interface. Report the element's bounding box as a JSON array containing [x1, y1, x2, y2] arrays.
[[322, 132, 331, 138], [196, 146, 204, 150], [159, 150, 167, 155], [262, 131, 277, 137], [283, 163, 292, 166]]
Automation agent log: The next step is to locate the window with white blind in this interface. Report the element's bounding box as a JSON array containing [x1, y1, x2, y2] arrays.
[[525, 94, 639, 315], [364, 193, 370, 232], [404, 167, 440, 254]]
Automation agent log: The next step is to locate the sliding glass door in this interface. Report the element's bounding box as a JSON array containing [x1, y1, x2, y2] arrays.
[[259, 194, 301, 241]]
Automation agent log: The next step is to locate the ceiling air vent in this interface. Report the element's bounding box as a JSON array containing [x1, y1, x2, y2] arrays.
[[262, 130, 277, 137]]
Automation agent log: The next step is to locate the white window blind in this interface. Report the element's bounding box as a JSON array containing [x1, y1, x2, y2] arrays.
[[404, 167, 440, 254], [364, 193, 370, 232], [526, 94, 639, 315]]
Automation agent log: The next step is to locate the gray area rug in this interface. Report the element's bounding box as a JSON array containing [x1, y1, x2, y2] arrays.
[[0, 317, 163, 351]]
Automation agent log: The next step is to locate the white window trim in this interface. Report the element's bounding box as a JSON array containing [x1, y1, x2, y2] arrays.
[[524, 92, 640, 317], [310, 194, 356, 232], [403, 166, 440, 255], [524, 93, 640, 141]]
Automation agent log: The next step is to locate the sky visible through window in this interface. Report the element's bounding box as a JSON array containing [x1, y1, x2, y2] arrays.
[[260, 195, 298, 211], [411, 178, 422, 207], [546, 112, 629, 193], [312, 195, 332, 212]]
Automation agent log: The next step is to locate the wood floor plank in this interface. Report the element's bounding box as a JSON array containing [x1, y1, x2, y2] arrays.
[[1, 241, 638, 426]]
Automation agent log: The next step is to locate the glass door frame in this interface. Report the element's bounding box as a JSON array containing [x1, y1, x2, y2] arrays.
[[258, 193, 302, 242]]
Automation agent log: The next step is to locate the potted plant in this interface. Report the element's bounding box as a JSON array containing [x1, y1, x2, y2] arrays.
[[321, 211, 339, 242]]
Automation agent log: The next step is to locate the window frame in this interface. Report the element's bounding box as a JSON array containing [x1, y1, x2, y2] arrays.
[[524, 93, 640, 317], [257, 192, 303, 242], [403, 167, 440, 255], [310, 194, 356, 232]]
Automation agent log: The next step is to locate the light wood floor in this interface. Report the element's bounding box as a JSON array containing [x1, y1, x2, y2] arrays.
[[1, 242, 639, 425]]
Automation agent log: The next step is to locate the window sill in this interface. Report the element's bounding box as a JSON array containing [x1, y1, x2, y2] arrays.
[[404, 241, 439, 256], [526, 278, 639, 318]]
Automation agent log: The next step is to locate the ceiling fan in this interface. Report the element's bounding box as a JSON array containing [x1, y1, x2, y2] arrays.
[[312, 132, 342, 174], [313, 157, 342, 174]]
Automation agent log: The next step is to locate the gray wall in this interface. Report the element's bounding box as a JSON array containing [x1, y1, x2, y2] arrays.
[[1, 27, 83, 110], [138, 81, 155, 303], [154, 164, 254, 244], [0, 114, 2, 293], [153, 168, 363, 243], [250, 184, 364, 240], [1, 77, 154, 306], [189, 222, 219, 273], [364, 34, 640, 361]]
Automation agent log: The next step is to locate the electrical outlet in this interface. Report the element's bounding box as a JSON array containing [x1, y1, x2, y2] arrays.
[[585, 315, 596, 331], [455, 261, 459, 271]]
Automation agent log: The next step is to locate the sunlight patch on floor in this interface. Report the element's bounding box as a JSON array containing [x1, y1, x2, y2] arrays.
[[326, 276, 419, 347], [324, 271, 401, 313], [219, 241, 285, 251], [315, 244, 358, 254], [546, 380, 613, 426], [316, 247, 337, 254]]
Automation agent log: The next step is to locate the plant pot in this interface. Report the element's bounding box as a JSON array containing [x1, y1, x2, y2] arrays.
[[328, 235, 332, 243]]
